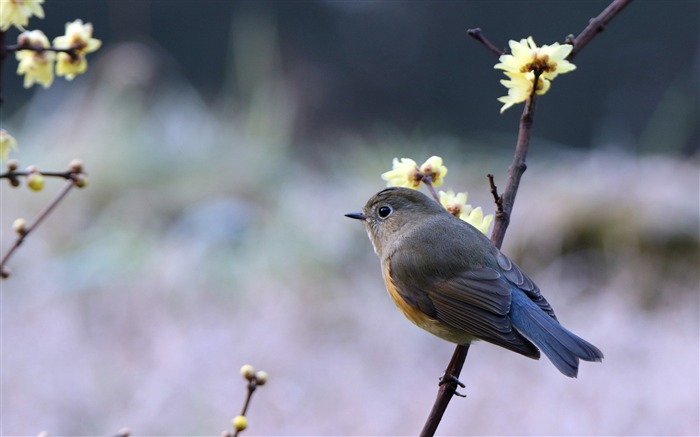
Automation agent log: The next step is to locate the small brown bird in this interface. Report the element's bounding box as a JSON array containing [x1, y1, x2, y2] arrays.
[[346, 187, 603, 377]]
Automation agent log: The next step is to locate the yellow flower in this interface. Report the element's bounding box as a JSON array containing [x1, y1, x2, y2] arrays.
[[463, 206, 493, 235], [15, 30, 55, 88], [439, 189, 493, 235], [494, 37, 575, 112], [419, 156, 447, 187], [495, 36, 576, 79], [0, 129, 18, 160], [0, 0, 44, 31], [497, 71, 551, 113], [439, 189, 472, 218], [53, 19, 101, 80], [382, 158, 421, 188]]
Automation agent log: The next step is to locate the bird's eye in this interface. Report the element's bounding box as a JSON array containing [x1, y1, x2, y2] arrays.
[[378, 205, 392, 218]]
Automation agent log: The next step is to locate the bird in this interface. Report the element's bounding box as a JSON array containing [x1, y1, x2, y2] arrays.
[[346, 187, 603, 377]]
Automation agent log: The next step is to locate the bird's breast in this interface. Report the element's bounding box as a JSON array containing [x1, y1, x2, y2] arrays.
[[382, 260, 475, 345]]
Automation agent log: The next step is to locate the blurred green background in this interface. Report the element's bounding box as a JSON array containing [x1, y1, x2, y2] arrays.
[[1, 1, 698, 435]]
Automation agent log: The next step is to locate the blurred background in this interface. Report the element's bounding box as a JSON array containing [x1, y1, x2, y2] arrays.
[[1, 1, 698, 435]]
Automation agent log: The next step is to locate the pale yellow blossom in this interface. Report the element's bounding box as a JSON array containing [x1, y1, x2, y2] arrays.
[[53, 19, 101, 80], [439, 189, 493, 234], [15, 30, 54, 88], [463, 206, 493, 235], [0, 129, 18, 160], [382, 158, 421, 188], [495, 37, 575, 112], [439, 189, 473, 218], [419, 156, 447, 187], [0, 0, 44, 31], [497, 71, 551, 113]]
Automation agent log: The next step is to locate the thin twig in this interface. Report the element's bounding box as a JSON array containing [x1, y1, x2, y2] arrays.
[[1, 170, 76, 179], [422, 178, 441, 204], [0, 178, 78, 277], [421, 1, 632, 435], [487, 174, 503, 216], [569, 0, 633, 60], [466, 28, 504, 57], [5, 43, 80, 60]]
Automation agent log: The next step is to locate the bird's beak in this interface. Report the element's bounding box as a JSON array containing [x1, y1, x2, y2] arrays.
[[345, 212, 366, 221]]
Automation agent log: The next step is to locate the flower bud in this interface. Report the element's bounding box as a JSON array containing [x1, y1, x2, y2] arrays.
[[72, 174, 88, 188], [17, 32, 31, 46], [27, 172, 44, 191], [68, 158, 83, 173], [13, 218, 27, 236], [7, 159, 19, 171], [254, 370, 268, 386], [232, 415, 247, 432], [240, 364, 256, 381]]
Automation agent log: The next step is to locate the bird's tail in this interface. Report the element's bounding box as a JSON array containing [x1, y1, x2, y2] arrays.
[[510, 290, 604, 377]]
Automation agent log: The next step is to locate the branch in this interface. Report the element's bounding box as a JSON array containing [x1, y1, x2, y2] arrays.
[[0, 161, 87, 278], [490, 93, 537, 249], [421, 1, 632, 434], [466, 28, 504, 57], [567, 0, 633, 60], [0, 179, 77, 278], [6, 43, 81, 60]]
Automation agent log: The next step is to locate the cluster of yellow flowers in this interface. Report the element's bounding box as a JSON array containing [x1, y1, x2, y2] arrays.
[[2, 0, 101, 89], [15, 19, 101, 88], [381, 156, 493, 235], [495, 37, 576, 113]]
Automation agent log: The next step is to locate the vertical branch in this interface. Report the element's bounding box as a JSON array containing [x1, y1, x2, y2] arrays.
[[420, 94, 538, 437], [420, 1, 632, 434], [419, 344, 469, 437], [490, 94, 537, 249]]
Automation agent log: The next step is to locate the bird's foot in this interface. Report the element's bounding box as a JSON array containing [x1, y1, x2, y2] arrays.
[[439, 373, 466, 397]]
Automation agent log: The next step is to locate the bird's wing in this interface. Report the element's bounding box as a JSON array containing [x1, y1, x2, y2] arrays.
[[389, 251, 540, 359], [496, 251, 558, 320]]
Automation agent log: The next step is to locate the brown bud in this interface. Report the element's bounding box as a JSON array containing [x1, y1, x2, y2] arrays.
[[13, 218, 28, 236], [7, 159, 19, 171]]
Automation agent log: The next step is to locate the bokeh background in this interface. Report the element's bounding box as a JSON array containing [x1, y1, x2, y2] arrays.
[[1, 1, 698, 435]]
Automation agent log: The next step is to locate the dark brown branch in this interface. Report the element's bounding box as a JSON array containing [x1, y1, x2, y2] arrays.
[[466, 28, 504, 57], [419, 344, 469, 437], [568, 0, 633, 60], [6, 43, 80, 60], [490, 92, 537, 249], [421, 1, 632, 435], [1, 169, 77, 179]]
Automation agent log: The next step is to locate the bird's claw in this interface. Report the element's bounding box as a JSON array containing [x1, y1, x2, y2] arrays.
[[439, 373, 466, 397]]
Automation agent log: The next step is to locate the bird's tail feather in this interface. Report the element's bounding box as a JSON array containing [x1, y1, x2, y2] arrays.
[[510, 290, 604, 377]]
